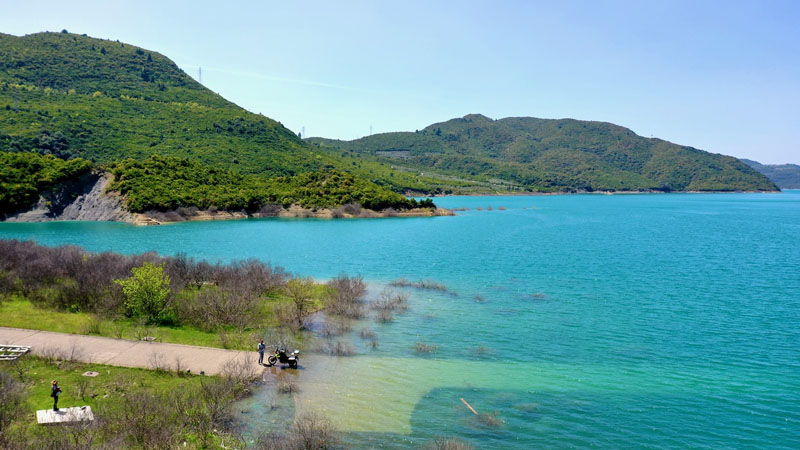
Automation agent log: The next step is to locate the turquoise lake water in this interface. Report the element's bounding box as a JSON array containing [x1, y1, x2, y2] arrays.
[[1, 192, 799, 448]]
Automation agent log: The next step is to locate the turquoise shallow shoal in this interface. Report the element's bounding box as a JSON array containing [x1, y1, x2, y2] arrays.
[[2, 192, 799, 448]]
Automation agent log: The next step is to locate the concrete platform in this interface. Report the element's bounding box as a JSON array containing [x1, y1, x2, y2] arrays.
[[36, 406, 94, 425], [0, 344, 30, 361]]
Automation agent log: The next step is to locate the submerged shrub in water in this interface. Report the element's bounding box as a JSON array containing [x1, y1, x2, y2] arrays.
[[422, 437, 475, 450], [414, 341, 439, 354]]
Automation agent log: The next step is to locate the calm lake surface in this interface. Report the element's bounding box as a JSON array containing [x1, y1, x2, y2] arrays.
[[2, 192, 799, 448]]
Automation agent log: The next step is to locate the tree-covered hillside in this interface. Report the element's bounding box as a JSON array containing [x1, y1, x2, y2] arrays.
[[309, 114, 777, 192], [0, 151, 93, 215], [0, 31, 326, 174], [109, 155, 426, 213], [741, 159, 800, 189], [0, 31, 457, 195]]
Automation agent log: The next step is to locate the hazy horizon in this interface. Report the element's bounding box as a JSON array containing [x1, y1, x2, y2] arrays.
[[1, 0, 798, 164]]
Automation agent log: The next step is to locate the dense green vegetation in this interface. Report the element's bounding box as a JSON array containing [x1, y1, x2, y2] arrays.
[[0, 31, 457, 197], [110, 155, 428, 212], [309, 114, 778, 192], [0, 151, 92, 215], [0, 239, 338, 350], [741, 159, 800, 189]]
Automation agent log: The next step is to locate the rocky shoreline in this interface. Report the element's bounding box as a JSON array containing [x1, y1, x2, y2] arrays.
[[1, 172, 453, 226]]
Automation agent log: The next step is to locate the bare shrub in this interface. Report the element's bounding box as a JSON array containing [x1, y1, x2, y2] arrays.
[[413, 342, 439, 354], [330, 208, 345, 219], [181, 287, 261, 331], [220, 354, 259, 385], [197, 377, 238, 427], [359, 327, 376, 340], [513, 402, 539, 412], [383, 207, 398, 217], [173, 356, 186, 376], [317, 340, 356, 357], [62, 340, 86, 366], [476, 411, 504, 427], [76, 378, 90, 400], [0, 369, 23, 444], [38, 345, 63, 361], [469, 346, 496, 358], [116, 391, 181, 448], [148, 351, 167, 372], [7, 358, 28, 384], [276, 380, 299, 395], [319, 318, 351, 337], [325, 274, 367, 319], [292, 412, 341, 449], [255, 203, 283, 217], [389, 277, 451, 293], [372, 288, 409, 313], [255, 412, 340, 450], [211, 258, 288, 295], [422, 437, 476, 450], [341, 203, 362, 215], [375, 310, 394, 323]]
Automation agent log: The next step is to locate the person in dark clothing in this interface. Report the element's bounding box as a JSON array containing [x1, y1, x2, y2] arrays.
[[51, 380, 62, 411], [257, 340, 266, 365]]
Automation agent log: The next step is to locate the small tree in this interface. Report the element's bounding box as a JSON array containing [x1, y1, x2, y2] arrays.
[[115, 262, 171, 324], [284, 277, 315, 329]]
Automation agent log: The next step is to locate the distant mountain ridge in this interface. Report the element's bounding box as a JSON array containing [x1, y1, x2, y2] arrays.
[[309, 114, 777, 193], [0, 32, 778, 198], [740, 159, 800, 189]]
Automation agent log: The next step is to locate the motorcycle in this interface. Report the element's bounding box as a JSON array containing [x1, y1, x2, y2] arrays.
[[267, 347, 299, 369]]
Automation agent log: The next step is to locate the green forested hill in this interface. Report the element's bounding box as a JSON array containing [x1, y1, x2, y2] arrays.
[[309, 114, 777, 192], [0, 31, 326, 175], [741, 159, 800, 189], [0, 31, 454, 194], [0, 31, 452, 212]]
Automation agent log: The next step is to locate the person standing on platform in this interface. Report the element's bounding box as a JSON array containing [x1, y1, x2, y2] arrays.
[[51, 380, 62, 411]]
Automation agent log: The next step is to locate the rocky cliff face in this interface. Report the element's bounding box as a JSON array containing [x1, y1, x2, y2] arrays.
[[4, 172, 132, 222]]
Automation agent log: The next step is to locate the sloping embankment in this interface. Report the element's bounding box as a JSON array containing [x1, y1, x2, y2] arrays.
[[3, 172, 133, 223]]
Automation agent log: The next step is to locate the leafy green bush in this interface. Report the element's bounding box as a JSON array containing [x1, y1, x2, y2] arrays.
[[115, 262, 172, 325]]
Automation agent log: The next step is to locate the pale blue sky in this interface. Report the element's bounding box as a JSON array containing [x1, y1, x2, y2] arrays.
[[2, 0, 798, 163]]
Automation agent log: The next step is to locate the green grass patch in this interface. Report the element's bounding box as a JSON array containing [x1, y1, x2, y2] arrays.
[[10, 355, 205, 416]]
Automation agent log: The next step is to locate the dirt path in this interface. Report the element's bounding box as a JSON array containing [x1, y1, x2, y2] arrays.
[[0, 326, 262, 376]]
